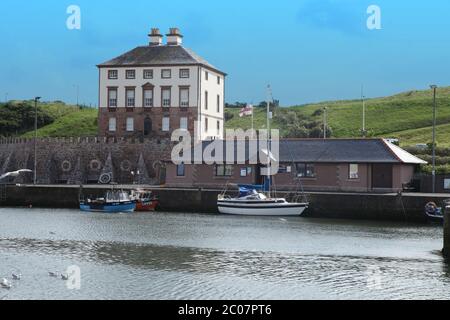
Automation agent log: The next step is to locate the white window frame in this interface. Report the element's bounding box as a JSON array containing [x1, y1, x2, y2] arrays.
[[143, 69, 153, 79], [108, 70, 118, 80], [108, 117, 116, 132], [179, 69, 190, 78], [161, 69, 171, 79], [125, 70, 136, 79], [180, 88, 189, 107], [108, 88, 117, 108], [180, 117, 188, 130], [126, 117, 134, 132], [143, 88, 153, 107], [162, 88, 171, 107], [126, 88, 135, 107], [162, 117, 170, 132]]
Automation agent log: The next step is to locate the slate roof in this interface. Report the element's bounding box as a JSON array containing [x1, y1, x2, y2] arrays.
[[279, 139, 427, 164], [172, 139, 427, 165], [97, 45, 225, 75]]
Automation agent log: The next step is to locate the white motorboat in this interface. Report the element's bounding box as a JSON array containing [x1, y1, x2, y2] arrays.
[[218, 187, 308, 216]]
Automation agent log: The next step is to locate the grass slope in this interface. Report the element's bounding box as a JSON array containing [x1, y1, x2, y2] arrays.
[[225, 86, 450, 145], [22, 108, 98, 138]]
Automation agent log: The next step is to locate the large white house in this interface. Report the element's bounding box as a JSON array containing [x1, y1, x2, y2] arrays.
[[97, 28, 226, 141]]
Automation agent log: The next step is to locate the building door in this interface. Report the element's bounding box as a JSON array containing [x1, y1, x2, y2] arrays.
[[144, 117, 152, 136], [372, 164, 393, 189]]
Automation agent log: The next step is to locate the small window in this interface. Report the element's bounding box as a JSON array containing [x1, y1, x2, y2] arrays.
[[162, 117, 170, 132], [205, 91, 208, 110], [126, 88, 135, 107], [217, 95, 220, 113], [143, 88, 153, 107], [180, 117, 188, 130], [205, 117, 208, 132], [217, 76, 221, 85], [162, 88, 171, 107], [217, 120, 220, 135], [177, 163, 185, 177], [108, 70, 118, 80], [179, 69, 190, 78], [126, 70, 135, 79], [143, 69, 153, 79], [161, 69, 171, 79], [108, 118, 116, 132], [296, 163, 315, 178], [205, 71, 209, 81], [126, 117, 134, 132], [349, 164, 359, 179], [180, 88, 189, 107], [215, 165, 233, 177], [108, 88, 117, 108]]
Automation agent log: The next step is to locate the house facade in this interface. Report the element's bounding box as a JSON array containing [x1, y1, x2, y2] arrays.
[[165, 139, 427, 193], [97, 28, 226, 141]]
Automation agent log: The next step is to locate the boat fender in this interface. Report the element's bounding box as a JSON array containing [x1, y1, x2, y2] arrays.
[[425, 202, 438, 215]]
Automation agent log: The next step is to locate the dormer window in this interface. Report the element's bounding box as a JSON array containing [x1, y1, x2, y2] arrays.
[[126, 70, 135, 79], [108, 70, 118, 80]]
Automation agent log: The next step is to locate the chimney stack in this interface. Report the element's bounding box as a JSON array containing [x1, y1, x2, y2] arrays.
[[166, 28, 183, 46], [149, 28, 163, 46]]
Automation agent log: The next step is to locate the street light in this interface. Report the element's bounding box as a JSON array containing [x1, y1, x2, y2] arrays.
[[34, 96, 41, 185], [430, 85, 437, 193]]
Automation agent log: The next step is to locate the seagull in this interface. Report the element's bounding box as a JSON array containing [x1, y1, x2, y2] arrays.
[[11, 274, 21, 281], [48, 272, 59, 278], [0, 169, 32, 181], [61, 274, 69, 281], [0, 278, 11, 290]]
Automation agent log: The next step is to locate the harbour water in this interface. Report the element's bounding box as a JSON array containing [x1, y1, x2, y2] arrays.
[[0, 207, 448, 300]]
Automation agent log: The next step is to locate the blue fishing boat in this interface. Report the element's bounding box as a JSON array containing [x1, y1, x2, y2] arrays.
[[80, 190, 136, 213]]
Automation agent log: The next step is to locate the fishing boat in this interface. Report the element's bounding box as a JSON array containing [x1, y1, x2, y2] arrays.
[[217, 85, 309, 217], [80, 189, 136, 213], [218, 185, 308, 216], [131, 189, 159, 212]]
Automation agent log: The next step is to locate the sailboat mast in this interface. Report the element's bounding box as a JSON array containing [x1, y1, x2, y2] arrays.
[[267, 85, 271, 199]]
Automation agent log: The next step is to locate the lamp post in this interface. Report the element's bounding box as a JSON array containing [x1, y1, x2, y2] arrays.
[[34, 97, 41, 185], [323, 107, 328, 139], [361, 85, 366, 138], [430, 85, 438, 193]]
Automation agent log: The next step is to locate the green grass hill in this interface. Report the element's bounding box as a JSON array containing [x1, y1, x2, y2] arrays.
[[2, 86, 450, 148]]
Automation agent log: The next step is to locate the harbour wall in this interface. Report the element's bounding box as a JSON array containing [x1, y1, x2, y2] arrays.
[[1, 184, 448, 222]]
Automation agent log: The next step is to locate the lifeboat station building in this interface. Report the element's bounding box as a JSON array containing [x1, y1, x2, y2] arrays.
[[165, 139, 427, 193]]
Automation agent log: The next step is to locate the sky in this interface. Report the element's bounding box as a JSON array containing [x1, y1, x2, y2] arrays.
[[0, 0, 449, 107]]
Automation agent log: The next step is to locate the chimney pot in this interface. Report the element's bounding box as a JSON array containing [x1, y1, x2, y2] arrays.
[[166, 27, 183, 46], [148, 27, 163, 46]]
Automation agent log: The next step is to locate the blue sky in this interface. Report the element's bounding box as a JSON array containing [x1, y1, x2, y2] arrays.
[[0, 0, 449, 106]]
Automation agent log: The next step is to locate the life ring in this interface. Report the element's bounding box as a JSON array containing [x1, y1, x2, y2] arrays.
[[99, 173, 112, 185], [425, 202, 438, 215]]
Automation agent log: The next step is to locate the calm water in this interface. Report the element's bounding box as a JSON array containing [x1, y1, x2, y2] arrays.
[[0, 207, 448, 300]]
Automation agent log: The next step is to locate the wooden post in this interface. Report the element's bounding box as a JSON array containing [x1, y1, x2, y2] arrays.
[[443, 204, 450, 258]]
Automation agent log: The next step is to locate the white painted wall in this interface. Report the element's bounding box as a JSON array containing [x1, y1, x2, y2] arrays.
[[99, 66, 199, 108], [199, 67, 225, 140]]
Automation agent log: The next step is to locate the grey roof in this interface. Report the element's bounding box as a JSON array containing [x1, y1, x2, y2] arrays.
[[279, 139, 426, 164], [173, 139, 426, 165], [97, 45, 225, 75]]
